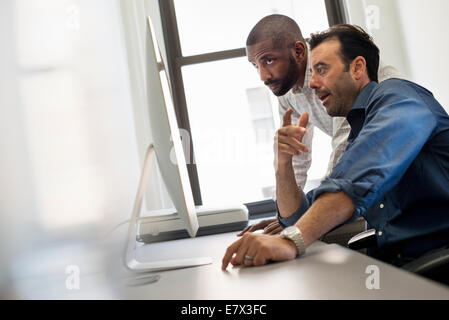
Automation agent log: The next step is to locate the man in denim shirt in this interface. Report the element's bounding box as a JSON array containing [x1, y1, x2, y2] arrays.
[[222, 24, 449, 270]]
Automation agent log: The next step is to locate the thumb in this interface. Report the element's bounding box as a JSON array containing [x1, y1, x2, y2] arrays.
[[298, 112, 309, 128]]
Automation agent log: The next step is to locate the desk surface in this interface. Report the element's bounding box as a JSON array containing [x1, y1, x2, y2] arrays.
[[114, 231, 449, 300], [9, 228, 449, 299]]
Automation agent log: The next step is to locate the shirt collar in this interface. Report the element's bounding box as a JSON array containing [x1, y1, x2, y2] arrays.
[[346, 81, 378, 141], [349, 81, 378, 112]]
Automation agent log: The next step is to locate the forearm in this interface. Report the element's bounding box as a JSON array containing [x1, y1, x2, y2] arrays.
[[275, 162, 303, 219], [295, 191, 354, 247]]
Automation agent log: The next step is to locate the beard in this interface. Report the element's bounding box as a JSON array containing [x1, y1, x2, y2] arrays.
[[321, 72, 359, 117], [265, 55, 299, 97]]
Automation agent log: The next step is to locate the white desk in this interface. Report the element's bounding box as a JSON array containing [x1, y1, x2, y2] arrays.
[[111, 231, 449, 300], [8, 228, 449, 299]]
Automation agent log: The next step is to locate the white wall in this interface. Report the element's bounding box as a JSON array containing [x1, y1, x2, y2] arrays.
[[345, 0, 409, 78], [395, 0, 449, 112], [0, 0, 27, 295], [345, 0, 449, 112], [0, 0, 147, 297], [0, 0, 142, 243]]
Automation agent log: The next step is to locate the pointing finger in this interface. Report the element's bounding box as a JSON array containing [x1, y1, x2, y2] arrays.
[[298, 112, 309, 128], [282, 108, 293, 127]]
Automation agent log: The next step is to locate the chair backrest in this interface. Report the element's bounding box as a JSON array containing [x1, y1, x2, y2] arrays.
[[401, 247, 449, 285]]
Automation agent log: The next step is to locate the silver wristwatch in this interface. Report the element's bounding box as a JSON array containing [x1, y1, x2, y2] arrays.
[[280, 226, 306, 256]]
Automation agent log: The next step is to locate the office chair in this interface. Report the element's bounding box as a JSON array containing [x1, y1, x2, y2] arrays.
[[348, 229, 449, 286]]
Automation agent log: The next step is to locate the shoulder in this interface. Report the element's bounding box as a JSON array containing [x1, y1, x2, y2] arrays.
[[376, 78, 412, 91], [374, 78, 434, 101], [365, 79, 437, 126]]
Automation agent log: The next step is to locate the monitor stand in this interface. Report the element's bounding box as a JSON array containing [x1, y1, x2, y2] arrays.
[[136, 205, 248, 244], [124, 144, 213, 272]]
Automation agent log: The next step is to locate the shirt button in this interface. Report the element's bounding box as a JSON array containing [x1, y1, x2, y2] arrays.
[[379, 203, 385, 209], [378, 231, 383, 236]]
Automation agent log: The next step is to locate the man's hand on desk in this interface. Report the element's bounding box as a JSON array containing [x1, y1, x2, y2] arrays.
[[222, 232, 298, 270], [236, 218, 283, 236]]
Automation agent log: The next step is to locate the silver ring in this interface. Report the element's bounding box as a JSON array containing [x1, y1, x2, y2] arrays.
[[244, 254, 254, 261]]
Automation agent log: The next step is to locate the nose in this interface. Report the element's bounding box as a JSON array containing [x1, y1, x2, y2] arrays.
[[259, 65, 272, 83], [309, 71, 319, 90]]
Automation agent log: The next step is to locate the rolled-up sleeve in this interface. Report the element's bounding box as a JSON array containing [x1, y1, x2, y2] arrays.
[[277, 189, 312, 228]]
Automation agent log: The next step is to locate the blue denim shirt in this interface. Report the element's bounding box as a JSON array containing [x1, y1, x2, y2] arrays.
[[278, 79, 449, 257]]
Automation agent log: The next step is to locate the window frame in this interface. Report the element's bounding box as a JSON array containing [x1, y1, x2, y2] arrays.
[[158, 0, 348, 217]]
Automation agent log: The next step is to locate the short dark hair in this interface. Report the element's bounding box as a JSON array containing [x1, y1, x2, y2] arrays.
[[308, 24, 379, 82], [246, 14, 304, 49]]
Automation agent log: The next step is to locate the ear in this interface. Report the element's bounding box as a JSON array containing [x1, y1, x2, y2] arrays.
[[351, 56, 367, 80], [292, 41, 306, 61]]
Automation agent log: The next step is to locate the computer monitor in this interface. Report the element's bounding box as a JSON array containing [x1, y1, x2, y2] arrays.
[[124, 16, 248, 272], [124, 16, 212, 272], [144, 18, 199, 239]]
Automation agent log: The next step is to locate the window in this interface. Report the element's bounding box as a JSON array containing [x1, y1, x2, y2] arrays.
[[246, 87, 277, 145], [182, 57, 277, 204], [174, 0, 331, 56], [160, 0, 345, 212]]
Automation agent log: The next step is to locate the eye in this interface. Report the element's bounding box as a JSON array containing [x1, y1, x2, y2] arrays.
[[266, 59, 274, 65], [317, 67, 325, 75]]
